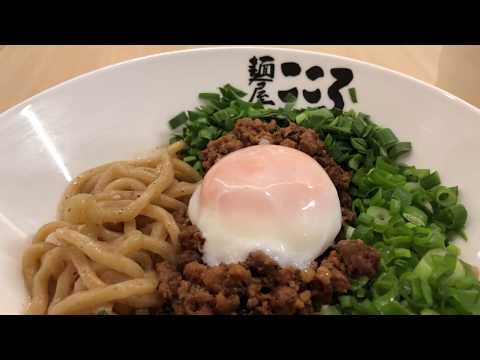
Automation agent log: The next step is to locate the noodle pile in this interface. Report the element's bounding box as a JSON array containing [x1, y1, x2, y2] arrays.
[[22, 141, 200, 315]]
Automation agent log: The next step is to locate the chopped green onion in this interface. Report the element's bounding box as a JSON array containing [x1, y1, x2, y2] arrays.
[[372, 272, 398, 298], [169, 135, 183, 144], [370, 138, 389, 158], [435, 186, 457, 207], [415, 169, 431, 179], [446, 243, 460, 257], [345, 225, 356, 240], [437, 204, 468, 230], [385, 235, 412, 248], [388, 142, 412, 159], [352, 299, 380, 315], [284, 92, 298, 104], [362, 124, 374, 139], [317, 305, 342, 315], [356, 288, 367, 298], [351, 138, 368, 153], [403, 167, 430, 180], [420, 278, 433, 305], [212, 108, 237, 124], [339, 295, 354, 308], [367, 206, 391, 226], [363, 150, 376, 169], [376, 157, 399, 174], [368, 168, 406, 189], [449, 186, 459, 196], [392, 188, 413, 207], [412, 191, 434, 215], [389, 198, 402, 214], [352, 225, 375, 244], [310, 108, 334, 121], [190, 136, 208, 149], [404, 182, 422, 193], [358, 213, 374, 226], [348, 88, 358, 103], [352, 198, 366, 216], [457, 229, 468, 241], [182, 156, 196, 164], [352, 117, 367, 137], [223, 84, 247, 97], [324, 133, 334, 147], [420, 309, 440, 315], [168, 112, 189, 129], [403, 206, 428, 226], [350, 276, 369, 291], [295, 112, 308, 124], [394, 248, 412, 258], [369, 188, 385, 207], [192, 161, 203, 173], [326, 140, 351, 163], [414, 228, 445, 251], [198, 126, 220, 140], [374, 128, 399, 148], [199, 92, 221, 104], [348, 154, 364, 170], [224, 117, 236, 131], [420, 171, 441, 190]]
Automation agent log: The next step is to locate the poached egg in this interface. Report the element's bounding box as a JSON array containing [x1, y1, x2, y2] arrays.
[[188, 144, 342, 269]]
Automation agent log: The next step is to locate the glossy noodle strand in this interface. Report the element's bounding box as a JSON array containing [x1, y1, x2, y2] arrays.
[[21, 142, 197, 314]]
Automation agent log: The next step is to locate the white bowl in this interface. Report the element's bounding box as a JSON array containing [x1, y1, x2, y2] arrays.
[[1, 47, 479, 315]]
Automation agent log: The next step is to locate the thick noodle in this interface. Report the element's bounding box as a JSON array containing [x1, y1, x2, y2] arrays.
[[21, 141, 198, 314], [48, 277, 158, 315]]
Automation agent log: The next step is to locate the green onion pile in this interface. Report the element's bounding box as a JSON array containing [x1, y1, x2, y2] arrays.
[[169, 84, 480, 315]]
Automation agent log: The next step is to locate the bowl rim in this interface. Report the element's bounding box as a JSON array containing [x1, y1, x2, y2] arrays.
[[1, 46, 479, 118]]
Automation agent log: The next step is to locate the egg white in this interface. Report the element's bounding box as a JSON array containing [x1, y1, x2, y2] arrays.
[[188, 145, 343, 270]]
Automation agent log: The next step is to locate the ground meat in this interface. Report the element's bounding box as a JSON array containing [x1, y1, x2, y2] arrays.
[[201, 118, 354, 223], [201, 133, 244, 171], [156, 261, 182, 303], [342, 208, 356, 224], [178, 225, 204, 252], [319, 161, 352, 191], [173, 207, 204, 250], [172, 207, 190, 227], [298, 130, 320, 156], [336, 240, 380, 278], [338, 190, 352, 209], [175, 281, 215, 315], [172, 207, 205, 270], [155, 210, 380, 315], [310, 250, 350, 304], [158, 119, 378, 314], [165, 261, 250, 315], [176, 250, 203, 271], [233, 118, 280, 145]]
